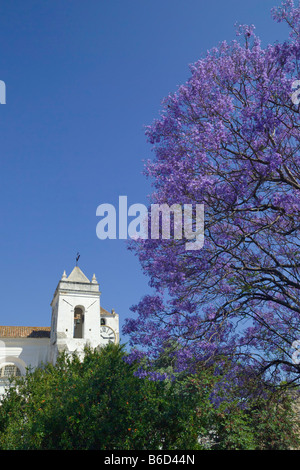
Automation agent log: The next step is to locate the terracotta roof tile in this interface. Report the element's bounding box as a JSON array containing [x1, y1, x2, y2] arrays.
[[100, 306, 116, 317], [0, 326, 51, 338]]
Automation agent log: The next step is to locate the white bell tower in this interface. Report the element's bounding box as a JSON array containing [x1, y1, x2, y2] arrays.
[[49, 266, 102, 364]]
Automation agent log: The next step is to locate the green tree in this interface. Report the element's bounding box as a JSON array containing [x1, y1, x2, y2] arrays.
[[0, 344, 298, 450], [0, 344, 201, 450]]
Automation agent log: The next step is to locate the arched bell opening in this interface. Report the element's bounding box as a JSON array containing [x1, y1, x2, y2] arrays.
[[73, 306, 84, 339]]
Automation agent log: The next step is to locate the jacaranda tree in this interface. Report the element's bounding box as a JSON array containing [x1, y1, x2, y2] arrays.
[[123, 1, 300, 388]]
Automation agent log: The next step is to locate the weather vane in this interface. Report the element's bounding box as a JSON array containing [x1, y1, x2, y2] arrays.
[[76, 252, 80, 266]]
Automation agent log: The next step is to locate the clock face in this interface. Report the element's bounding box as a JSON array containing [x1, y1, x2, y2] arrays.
[[100, 325, 116, 345]]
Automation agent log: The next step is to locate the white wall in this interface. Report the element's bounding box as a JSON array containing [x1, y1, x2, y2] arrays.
[[0, 338, 49, 399]]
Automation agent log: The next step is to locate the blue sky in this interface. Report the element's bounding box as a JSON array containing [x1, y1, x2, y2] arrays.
[[0, 0, 290, 344]]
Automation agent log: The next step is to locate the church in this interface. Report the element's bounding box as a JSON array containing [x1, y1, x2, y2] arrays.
[[0, 265, 119, 398]]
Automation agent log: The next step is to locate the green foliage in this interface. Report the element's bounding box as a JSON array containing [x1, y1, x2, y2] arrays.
[[0, 345, 199, 450], [0, 344, 299, 450]]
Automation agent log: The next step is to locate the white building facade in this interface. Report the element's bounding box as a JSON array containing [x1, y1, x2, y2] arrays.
[[0, 266, 119, 398]]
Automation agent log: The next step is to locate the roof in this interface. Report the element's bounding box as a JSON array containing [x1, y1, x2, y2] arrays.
[[100, 306, 116, 317], [0, 326, 51, 338], [66, 266, 90, 283]]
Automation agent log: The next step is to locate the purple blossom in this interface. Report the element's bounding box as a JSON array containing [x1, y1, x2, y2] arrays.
[[123, 1, 300, 389]]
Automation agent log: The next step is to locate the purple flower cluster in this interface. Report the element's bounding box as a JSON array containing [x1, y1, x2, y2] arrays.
[[123, 1, 300, 388]]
